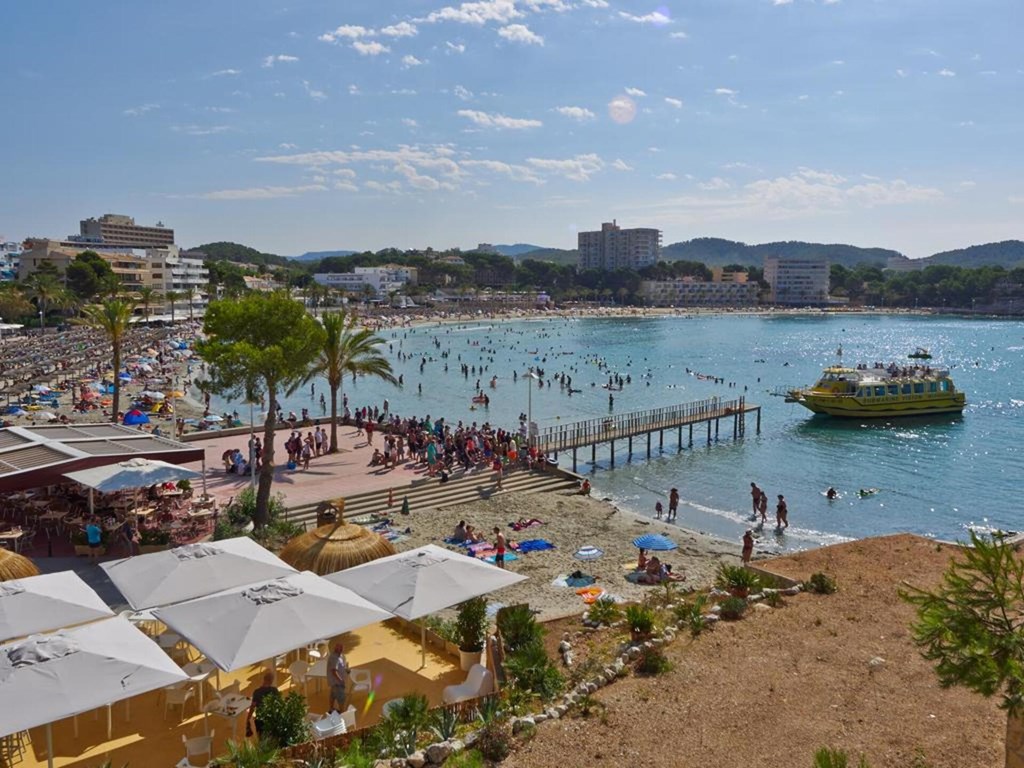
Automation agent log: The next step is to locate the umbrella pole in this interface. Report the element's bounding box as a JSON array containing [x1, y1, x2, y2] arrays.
[[201, 457, 207, 497], [89, 488, 94, 516], [420, 621, 426, 670], [46, 722, 54, 768]]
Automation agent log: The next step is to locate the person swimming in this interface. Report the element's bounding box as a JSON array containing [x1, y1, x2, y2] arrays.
[[826, 487, 838, 500]]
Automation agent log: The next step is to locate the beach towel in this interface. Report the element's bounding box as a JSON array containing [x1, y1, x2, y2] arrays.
[[483, 552, 519, 565], [517, 539, 556, 553], [575, 585, 606, 604]]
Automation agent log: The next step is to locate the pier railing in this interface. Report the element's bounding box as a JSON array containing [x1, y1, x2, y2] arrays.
[[532, 396, 751, 454]]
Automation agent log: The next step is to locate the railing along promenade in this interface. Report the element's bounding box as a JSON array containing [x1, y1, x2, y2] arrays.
[[531, 396, 761, 471]]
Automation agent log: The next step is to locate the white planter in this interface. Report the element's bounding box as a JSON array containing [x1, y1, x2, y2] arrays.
[[459, 649, 482, 671]]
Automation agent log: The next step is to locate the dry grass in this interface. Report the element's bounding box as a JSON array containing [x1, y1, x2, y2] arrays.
[[513, 534, 1004, 768]]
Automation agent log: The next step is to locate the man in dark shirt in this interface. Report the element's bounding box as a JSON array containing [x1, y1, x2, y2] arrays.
[[247, 672, 279, 738]]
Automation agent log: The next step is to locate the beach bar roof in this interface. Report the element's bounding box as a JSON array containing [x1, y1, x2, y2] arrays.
[[0, 424, 203, 493]]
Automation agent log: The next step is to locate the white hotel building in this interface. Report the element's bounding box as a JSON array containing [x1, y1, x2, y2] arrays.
[[313, 266, 418, 296], [763, 256, 831, 305]]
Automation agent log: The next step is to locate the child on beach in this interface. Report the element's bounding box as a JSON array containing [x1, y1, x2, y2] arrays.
[[655, 501, 663, 519]]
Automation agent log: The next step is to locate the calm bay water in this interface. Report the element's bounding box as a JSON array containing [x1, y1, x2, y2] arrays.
[[221, 313, 1023, 553]]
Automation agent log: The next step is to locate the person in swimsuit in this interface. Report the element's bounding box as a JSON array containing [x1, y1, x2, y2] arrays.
[[742, 530, 754, 564], [493, 527, 507, 569], [668, 488, 680, 521], [750, 482, 761, 516], [776, 494, 789, 529], [758, 491, 768, 524]]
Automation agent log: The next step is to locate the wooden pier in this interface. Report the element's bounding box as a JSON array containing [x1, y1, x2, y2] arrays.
[[530, 396, 761, 472]]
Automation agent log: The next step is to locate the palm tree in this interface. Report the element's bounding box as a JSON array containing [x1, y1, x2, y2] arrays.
[[136, 286, 161, 325], [99, 274, 122, 299], [305, 311, 397, 453], [183, 286, 197, 323], [21, 272, 62, 330], [76, 298, 136, 420], [165, 290, 181, 324]]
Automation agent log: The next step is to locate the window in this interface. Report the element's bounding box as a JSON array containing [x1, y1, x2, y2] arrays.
[[887, 385, 899, 396], [914, 383, 924, 394], [940, 380, 950, 392], [929, 382, 937, 393], [902, 384, 912, 395], [874, 386, 885, 397]]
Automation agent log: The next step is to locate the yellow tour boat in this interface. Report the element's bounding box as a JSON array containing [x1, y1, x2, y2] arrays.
[[787, 363, 966, 418]]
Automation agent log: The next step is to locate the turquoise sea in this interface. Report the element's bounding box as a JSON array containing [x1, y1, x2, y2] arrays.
[[220, 314, 1023, 553]]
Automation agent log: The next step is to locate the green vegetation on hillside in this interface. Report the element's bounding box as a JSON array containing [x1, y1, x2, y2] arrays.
[[662, 238, 900, 269], [923, 240, 1024, 269], [191, 241, 291, 268]]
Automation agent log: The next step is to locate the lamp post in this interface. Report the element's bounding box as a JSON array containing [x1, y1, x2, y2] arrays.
[[524, 370, 540, 448], [38, 309, 43, 332]]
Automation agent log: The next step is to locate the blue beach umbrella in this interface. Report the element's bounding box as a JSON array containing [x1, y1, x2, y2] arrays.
[[632, 533, 678, 551], [573, 545, 604, 561], [123, 409, 150, 426]]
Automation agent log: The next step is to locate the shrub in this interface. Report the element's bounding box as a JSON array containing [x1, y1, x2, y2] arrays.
[[212, 739, 281, 767], [138, 528, 170, 546], [254, 690, 310, 748], [624, 604, 656, 636], [635, 646, 672, 676], [176, 478, 192, 492], [445, 750, 486, 768], [586, 596, 620, 626], [381, 693, 430, 757], [674, 594, 709, 637], [496, 604, 543, 654], [475, 703, 513, 763], [575, 693, 606, 718], [813, 746, 871, 768], [719, 596, 748, 621], [763, 590, 785, 608], [456, 596, 488, 653], [333, 738, 378, 768], [429, 705, 460, 742], [805, 572, 838, 595], [423, 615, 460, 645], [715, 564, 762, 595], [504, 643, 564, 702]]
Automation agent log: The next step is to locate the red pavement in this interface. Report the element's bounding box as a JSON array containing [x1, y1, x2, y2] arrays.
[[182, 424, 434, 510]]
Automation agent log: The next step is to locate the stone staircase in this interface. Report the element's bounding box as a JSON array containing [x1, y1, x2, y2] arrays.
[[283, 467, 581, 530]]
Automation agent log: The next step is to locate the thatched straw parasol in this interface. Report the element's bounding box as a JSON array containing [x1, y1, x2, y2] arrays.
[[279, 522, 397, 576], [0, 549, 41, 582]]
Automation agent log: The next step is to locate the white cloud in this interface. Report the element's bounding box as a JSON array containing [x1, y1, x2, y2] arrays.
[[607, 95, 636, 124], [1008, 195, 1024, 204], [262, 54, 299, 68], [612, 158, 633, 171], [797, 167, 846, 185], [206, 106, 236, 113], [454, 84, 474, 101], [353, 41, 390, 56], [458, 109, 542, 129], [209, 69, 241, 77], [423, 0, 522, 25], [381, 21, 418, 37], [526, 153, 604, 181], [831, 59, 845, 66], [394, 162, 446, 190], [797, 94, 810, 101], [714, 87, 737, 96], [172, 124, 230, 136], [201, 184, 327, 200], [669, 31, 688, 39], [522, 0, 572, 10], [402, 118, 419, 127], [958, 181, 976, 189], [392, 88, 418, 95], [896, 69, 908, 78], [319, 25, 375, 43], [625, 86, 646, 97], [303, 81, 327, 101], [664, 97, 683, 109], [349, 84, 361, 95], [445, 41, 467, 53], [699, 177, 730, 190], [581, 0, 609, 6], [498, 24, 544, 45], [772, 0, 793, 5], [618, 10, 671, 24], [402, 54, 424, 67], [279, 143, 298, 150], [656, 173, 677, 180], [463, 159, 544, 184], [938, 68, 956, 77], [554, 105, 596, 121], [123, 103, 159, 117]]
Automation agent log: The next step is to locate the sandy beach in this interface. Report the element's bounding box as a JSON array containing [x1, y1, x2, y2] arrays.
[[395, 489, 743, 621]]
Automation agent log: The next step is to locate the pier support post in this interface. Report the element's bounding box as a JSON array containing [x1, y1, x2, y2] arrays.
[[756, 407, 761, 434], [689, 424, 693, 447], [628, 436, 632, 458], [591, 443, 596, 466], [610, 440, 615, 468], [715, 418, 720, 441], [678, 425, 682, 448], [572, 448, 577, 473], [659, 430, 663, 452], [647, 432, 651, 458], [733, 414, 738, 440], [707, 420, 712, 445]]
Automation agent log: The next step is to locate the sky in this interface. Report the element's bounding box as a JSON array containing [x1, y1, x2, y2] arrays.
[[1, 0, 1022, 258]]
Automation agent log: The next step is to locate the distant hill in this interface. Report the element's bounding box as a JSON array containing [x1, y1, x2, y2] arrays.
[[919, 240, 1024, 269], [290, 250, 357, 262], [191, 241, 290, 268], [489, 243, 546, 258], [661, 238, 900, 269], [518, 248, 578, 266]]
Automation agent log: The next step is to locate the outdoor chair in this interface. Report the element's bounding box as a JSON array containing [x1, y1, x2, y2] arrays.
[[349, 668, 372, 698], [176, 730, 214, 768], [339, 705, 357, 730], [288, 660, 309, 695], [442, 664, 493, 705], [163, 683, 195, 721]]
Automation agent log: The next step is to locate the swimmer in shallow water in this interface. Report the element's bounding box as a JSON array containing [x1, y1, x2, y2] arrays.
[[826, 487, 838, 500]]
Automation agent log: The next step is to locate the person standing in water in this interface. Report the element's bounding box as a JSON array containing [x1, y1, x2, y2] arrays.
[[758, 491, 768, 525], [776, 494, 789, 529], [742, 530, 755, 564], [750, 482, 761, 517], [668, 488, 680, 521]]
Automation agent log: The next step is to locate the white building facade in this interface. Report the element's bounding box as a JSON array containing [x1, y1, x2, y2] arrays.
[[313, 266, 417, 296], [146, 246, 210, 313], [577, 221, 661, 271], [640, 278, 760, 307], [763, 256, 830, 305]]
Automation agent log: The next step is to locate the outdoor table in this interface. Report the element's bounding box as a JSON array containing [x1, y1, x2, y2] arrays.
[[160, 489, 184, 498], [205, 694, 250, 739], [182, 660, 218, 707], [134, 506, 157, 520], [0, 529, 24, 551]]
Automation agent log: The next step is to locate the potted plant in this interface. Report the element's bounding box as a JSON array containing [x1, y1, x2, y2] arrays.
[[456, 596, 488, 671], [624, 604, 656, 643], [716, 563, 762, 598], [138, 527, 171, 554]]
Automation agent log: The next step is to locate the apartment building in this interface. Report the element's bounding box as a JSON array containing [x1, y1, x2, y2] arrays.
[[577, 220, 661, 271], [640, 277, 760, 307], [80, 214, 174, 249], [763, 256, 831, 305], [19, 238, 149, 290], [312, 266, 417, 296], [146, 245, 210, 313]]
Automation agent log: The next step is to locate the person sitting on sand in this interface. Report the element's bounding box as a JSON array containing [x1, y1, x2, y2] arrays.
[[640, 556, 663, 584], [637, 548, 649, 572], [578, 479, 591, 496], [369, 449, 383, 467], [464, 524, 485, 543], [452, 520, 468, 543]]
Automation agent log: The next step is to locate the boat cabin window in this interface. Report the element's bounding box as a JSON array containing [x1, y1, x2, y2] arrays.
[[887, 385, 899, 396], [929, 382, 937, 393], [874, 386, 885, 397], [914, 383, 925, 394], [856, 388, 864, 397], [902, 384, 912, 395], [940, 380, 950, 392]]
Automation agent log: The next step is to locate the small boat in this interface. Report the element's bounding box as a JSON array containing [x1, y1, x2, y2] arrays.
[[909, 347, 932, 360], [787, 363, 965, 418]]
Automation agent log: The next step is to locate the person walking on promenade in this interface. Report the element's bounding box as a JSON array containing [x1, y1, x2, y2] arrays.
[[668, 488, 680, 521], [776, 494, 789, 530], [742, 530, 754, 564]]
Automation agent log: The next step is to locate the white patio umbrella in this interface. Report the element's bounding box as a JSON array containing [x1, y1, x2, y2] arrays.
[[65, 457, 204, 514], [0, 616, 188, 768], [0, 571, 114, 643], [325, 544, 526, 665], [102, 537, 297, 611], [154, 571, 393, 671]]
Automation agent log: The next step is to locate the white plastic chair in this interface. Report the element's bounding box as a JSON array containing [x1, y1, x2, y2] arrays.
[[176, 730, 214, 768], [442, 664, 493, 705], [339, 705, 357, 731], [288, 660, 309, 695], [349, 668, 372, 698], [164, 684, 195, 721]]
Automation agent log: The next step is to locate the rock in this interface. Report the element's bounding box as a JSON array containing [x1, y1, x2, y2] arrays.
[[555, 704, 568, 717], [627, 646, 641, 660], [749, 593, 764, 602], [547, 707, 560, 720], [651, 637, 664, 646], [512, 716, 535, 734], [586, 682, 598, 694], [619, 653, 631, 665], [391, 759, 406, 768], [534, 713, 548, 723], [462, 731, 478, 748], [782, 586, 802, 596], [709, 604, 722, 614], [558, 640, 572, 653], [868, 656, 886, 670], [448, 739, 465, 754], [703, 613, 720, 623], [752, 602, 772, 612], [424, 742, 453, 764], [373, 761, 390, 768], [406, 750, 426, 768], [612, 658, 625, 673]]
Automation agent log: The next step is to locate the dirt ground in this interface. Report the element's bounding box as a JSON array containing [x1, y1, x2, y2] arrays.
[[513, 534, 1005, 768]]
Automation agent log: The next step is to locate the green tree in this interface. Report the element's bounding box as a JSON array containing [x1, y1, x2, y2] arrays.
[[164, 290, 181, 323], [183, 286, 197, 322], [197, 292, 325, 527], [66, 251, 115, 299], [902, 531, 1024, 768], [21, 272, 64, 329], [136, 286, 161, 325], [76, 298, 137, 419], [304, 311, 396, 454], [0, 284, 33, 321]]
